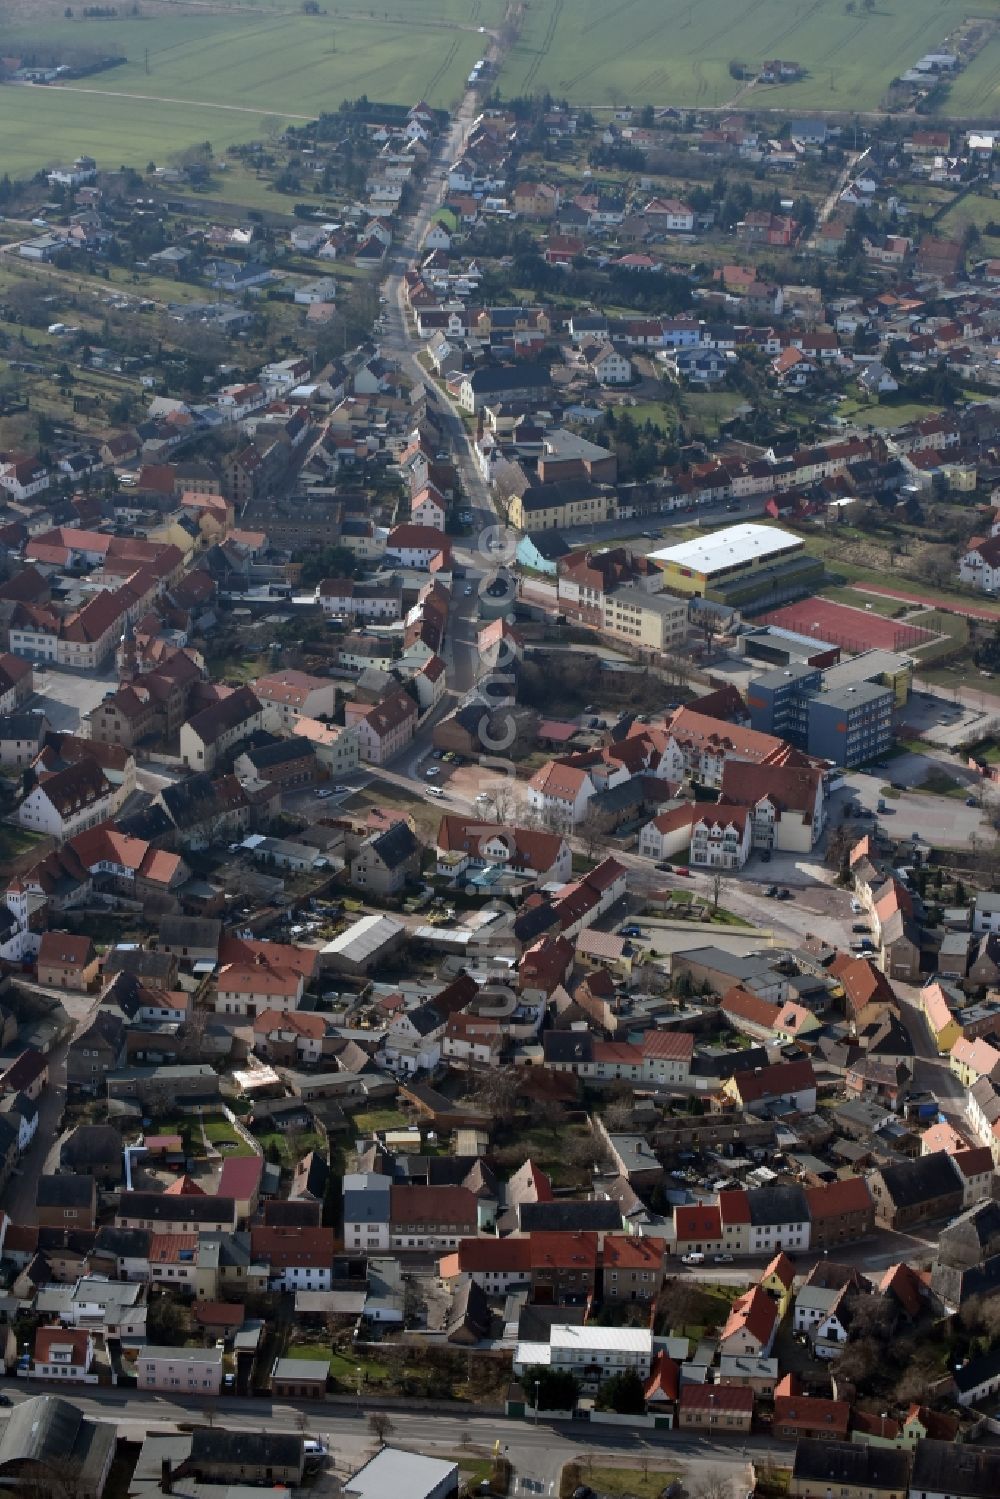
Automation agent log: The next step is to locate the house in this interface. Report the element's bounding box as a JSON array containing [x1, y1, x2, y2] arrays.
[[36, 1175, 97, 1231], [679, 1384, 754, 1434], [867, 1151, 963, 1231], [961, 535, 1000, 593], [774, 1375, 850, 1441], [350, 820, 421, 896], [250, 1226, 335, 1291], [690, 805, 753, 869], [513, 1323, 652, 1386], [254, 670, 337, 728], [36, 932, 99, 992], [600, 1234, 664, 1304], [19, 759, 116, 842], [585, 343, 633, 386], [347, 689, 418, 766], [179, 685, 263, 773], [719, 1286, 779, 1358], [135, 1345, 223, 1395], [436, 816, 572, 885], [804, 1176, 875, 1250], [790, 1441, 909, 1499], [952, 1348, 1000, 1406], [30, 1326, 94, 1384], [527, 761, 596, 830], [908, 1439, 1000, 1498], [725, 1059, 817, 1115]]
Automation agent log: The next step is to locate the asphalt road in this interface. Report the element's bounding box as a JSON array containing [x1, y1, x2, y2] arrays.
[[0, 1385, 776, 1495]]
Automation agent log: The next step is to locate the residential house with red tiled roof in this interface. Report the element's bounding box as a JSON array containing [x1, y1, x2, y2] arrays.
[[527, 759, 596, 829], [674, 1203, 723, 1256], [723, 1058, 817, 1113], [30, 1325, 94, 1383], [774, 1373, 850, 1441], [179, 684, 263, 774], [344, 688, 418, 766], [679, 1383, 753, 1433], [250, 1225, 335, 1291], [601, 1234, 664, 1304], [19, 758, 116, 843], [719, 1286, 779, 1358], [435, 816, 571, 884], [718, 759, 826, 853]]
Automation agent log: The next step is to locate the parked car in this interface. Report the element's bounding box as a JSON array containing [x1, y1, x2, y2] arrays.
[[681, 1252, 705, 1265], [426, 786, 446, 798], [765, 885, 778, 898], [674, 865, 690, 876], [852, 922, 869, 933], [620, 924, 643, 938], [777, 887, 792, 900], [655, 860, 672, 872], [713, 1253, 734, 1264], [966, 796, 979, 807], [425, 766, 441, 778]]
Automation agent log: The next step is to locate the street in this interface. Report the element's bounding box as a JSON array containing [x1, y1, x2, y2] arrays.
[[0, 1383, 773, 1495]]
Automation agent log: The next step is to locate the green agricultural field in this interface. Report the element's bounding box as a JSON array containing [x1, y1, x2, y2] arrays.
[[497, 0, 1000, 110], [0, 0, 499, 177], [944, 33, 1000, 114]]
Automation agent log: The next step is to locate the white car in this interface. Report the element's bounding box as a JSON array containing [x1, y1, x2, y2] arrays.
[[427, 786, 445, 798], [426, 766, 441, 778]]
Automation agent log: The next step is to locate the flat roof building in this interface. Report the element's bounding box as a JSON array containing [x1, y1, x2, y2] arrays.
[[651, 525, 802, 593], [345, 1447, 458, 1499]]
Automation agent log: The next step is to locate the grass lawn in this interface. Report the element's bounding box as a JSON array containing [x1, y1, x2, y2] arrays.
[[351, 1108, 410, 1134], [823, 588, 909, 619], [495, 0, 990, 108], [329, 1349, 390, 1384], [919, 768, 968, 799], [0, 825, 45, 864], [203, 1117, 256, 1157], [837, 396, 941, 429], [0, 1, 501, 178], [502, 1122, 596, 1191], [628, 400, 678, 435], [683, 389, 748, 436], [252, 1127, 325, 1166], [561, 1462, 679, 1499]]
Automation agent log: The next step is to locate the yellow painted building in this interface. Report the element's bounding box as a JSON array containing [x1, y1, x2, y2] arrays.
[[649, 523, 803, 598], [509, 486, 614, 532]]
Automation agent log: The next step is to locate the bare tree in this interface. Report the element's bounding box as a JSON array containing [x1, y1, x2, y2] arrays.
[[710, 871, 725, 914], [469, 1065, 519, 1123], [579, 807, 605, 861], [603, 1098, 636, 1132], [368, 1411, 394, 1446], [484, 783, 518, 825], [694, 1468, 734, 1499]]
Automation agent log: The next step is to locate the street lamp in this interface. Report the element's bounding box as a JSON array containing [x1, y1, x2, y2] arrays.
[[355, 1366, 362, 1411], [532, 1379, 540, 1424]]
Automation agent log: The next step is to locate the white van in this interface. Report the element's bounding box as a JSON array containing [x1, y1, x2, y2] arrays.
[[681, 1252, 705, 1265]]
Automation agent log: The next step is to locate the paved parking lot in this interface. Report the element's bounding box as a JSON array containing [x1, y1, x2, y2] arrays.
[[842, 769, 985, 848], [29, 667, 116, 731]]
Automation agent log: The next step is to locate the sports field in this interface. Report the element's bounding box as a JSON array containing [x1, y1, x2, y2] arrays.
[[497, 0, 1000, 110], [0, 0, 501, 175], [760, 597, 934, 653]]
